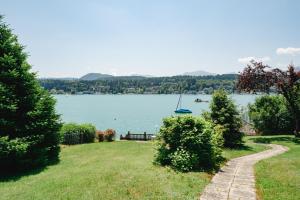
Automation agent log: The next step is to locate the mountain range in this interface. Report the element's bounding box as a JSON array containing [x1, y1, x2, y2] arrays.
[[41, 66, 300, 81], [78, 70, 219, 81]]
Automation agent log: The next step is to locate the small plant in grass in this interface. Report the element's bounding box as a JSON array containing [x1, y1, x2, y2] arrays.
[[154, 115, 223, 172], [104, 129, 116, 142]]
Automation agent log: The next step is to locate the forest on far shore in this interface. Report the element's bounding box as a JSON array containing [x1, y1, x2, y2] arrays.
[[39, 74, 237, 94]]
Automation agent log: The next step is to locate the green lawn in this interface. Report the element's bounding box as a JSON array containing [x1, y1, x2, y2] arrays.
[[223, 137, 268, 160], [0, 140, 266, 200], [251, 135, 300, 200]]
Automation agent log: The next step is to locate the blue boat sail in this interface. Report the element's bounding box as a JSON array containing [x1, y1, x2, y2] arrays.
[[174, 93, 192, 114]]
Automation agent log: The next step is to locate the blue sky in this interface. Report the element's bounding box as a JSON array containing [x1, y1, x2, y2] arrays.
[[1, 0, 300, 77]]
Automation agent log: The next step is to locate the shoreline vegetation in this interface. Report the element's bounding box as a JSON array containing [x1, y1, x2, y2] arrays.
[[39, 74, 238, 95]]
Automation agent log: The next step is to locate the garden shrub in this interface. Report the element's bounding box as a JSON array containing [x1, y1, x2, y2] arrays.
[[154, 116, 223, 172], [248, 95, 294, 135], [104, 129, 116, 142], [96, 130, 105, 142], [170, 148, 198, 172], [206, 89, 244, 148], [80, 124, 96, 143], [60, 123, 96, 145]]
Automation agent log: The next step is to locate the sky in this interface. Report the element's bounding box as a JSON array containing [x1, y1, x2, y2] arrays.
[[1, 0, 300, 77]]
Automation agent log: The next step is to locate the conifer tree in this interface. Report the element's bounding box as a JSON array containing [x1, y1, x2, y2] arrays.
[[0, 16, 61, 172], [209, 89, 243, 147]]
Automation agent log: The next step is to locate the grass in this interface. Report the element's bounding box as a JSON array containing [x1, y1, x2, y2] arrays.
[[0, 139, 267, 200], [249, 135, 300, 200], [223, 137, 268, 160]]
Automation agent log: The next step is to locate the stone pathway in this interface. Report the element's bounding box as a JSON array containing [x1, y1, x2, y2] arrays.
[[200, 144, 288, 200]]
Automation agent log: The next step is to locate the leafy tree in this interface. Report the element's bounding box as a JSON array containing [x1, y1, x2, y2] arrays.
[[248, 95, 294, 135], [0, 16, 61, 172], [207, 89, 243, 148], [237, 61, 300, 137]]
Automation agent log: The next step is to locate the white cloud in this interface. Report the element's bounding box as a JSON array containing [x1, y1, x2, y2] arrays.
[[276, 47, 300, 55], [238, 56, 270, 64]]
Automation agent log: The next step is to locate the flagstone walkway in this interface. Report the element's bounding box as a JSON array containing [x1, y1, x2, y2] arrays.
[[200, 144, 288, 200]]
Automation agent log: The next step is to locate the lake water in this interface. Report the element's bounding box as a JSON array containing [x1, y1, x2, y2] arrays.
[[54, 94, 258, 138]]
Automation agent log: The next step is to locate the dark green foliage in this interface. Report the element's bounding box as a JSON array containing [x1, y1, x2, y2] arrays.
[[248, 95, 294, 135], [154, 116, 223, 172], [60, 123, 96, 145], [39, 74, 237, 94], [0, 136, 29, 166], [0, 16, 61, 172], [207, 89, 244, 148]]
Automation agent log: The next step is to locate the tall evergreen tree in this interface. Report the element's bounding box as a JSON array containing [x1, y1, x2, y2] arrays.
[[0, 16, 61, 172], [208, 89, 243, 147]]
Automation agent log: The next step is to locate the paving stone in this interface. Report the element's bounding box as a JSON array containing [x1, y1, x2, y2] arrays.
[[199, 144, 288, 200]]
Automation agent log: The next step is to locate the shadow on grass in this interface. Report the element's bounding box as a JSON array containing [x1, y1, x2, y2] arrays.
[[223, 143, 254, 152], [0, 159, 59, 182], [249, 136, 300, 145], [233, 144, 253, 150]]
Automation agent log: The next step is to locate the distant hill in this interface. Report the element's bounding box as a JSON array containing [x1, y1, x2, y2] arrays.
[[295, 66, 300, 71], [80, 73, 114, 81], [41, 71, 237, 81], [182, 70, 217, 76], [79, 73, 156, 81]]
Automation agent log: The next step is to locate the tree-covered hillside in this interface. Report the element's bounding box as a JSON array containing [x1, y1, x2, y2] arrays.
[[39, 74, 237, 94]]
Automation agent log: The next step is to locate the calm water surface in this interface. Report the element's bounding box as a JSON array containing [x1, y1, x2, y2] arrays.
[[54, 94, 258, 137]]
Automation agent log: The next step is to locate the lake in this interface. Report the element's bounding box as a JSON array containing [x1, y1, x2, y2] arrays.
[[54, 94, 258, 138]]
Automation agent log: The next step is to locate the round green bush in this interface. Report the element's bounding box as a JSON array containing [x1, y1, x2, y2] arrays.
[[154, 116, 223, 172], [248, 95, 294, 135]]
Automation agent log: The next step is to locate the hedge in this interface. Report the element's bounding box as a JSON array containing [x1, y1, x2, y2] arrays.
[[60, 123, 96, 145]]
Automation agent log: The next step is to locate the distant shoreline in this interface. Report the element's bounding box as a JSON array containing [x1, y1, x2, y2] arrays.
[[52, 93, 262, 96]]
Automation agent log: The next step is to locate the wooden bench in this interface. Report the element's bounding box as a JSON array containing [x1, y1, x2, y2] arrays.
[[120, 131, 155, 141]]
